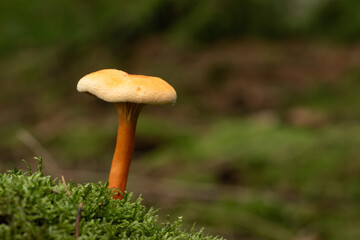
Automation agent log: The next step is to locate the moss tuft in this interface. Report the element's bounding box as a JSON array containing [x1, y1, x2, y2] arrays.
[[0, 158, 223, 240]]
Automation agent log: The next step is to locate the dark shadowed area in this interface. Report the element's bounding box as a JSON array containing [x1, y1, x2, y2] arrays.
[[1, 0, 360, 239]]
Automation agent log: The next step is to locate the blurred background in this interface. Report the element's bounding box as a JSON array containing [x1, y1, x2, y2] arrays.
[[1, 0, 360, 239]]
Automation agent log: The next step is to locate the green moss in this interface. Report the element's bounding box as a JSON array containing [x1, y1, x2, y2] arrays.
[[0, 158, 223, 240]]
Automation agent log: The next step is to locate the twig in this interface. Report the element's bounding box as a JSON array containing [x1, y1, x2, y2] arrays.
[[50, 189, 60, 194], [61, 175, 71, 196], [75, 202, 84, 239], [161, 215, 170, 227]]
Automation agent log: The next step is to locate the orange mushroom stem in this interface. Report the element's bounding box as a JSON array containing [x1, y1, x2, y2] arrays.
[[108, 103, 143, 199]]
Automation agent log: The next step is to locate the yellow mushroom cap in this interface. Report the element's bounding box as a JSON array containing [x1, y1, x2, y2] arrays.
[[77, 69, 177, 105]]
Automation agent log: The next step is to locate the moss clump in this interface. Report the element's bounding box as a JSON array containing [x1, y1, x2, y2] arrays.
[[0, 158, 223, 240]]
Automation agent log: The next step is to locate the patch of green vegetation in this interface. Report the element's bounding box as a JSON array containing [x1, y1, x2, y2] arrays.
[[287, 71, 360, 119], [1, 0, 359, 56], [0, 158, 223, 240], [172, 194, 360, 240], [173, 198, 295, 240], [138, 117, 360, 239]]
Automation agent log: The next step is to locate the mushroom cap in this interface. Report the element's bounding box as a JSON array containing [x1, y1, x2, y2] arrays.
[[77, 69, 177, 104]]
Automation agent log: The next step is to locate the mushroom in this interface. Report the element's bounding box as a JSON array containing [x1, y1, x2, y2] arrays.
[[77, 69, 176, 199]]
